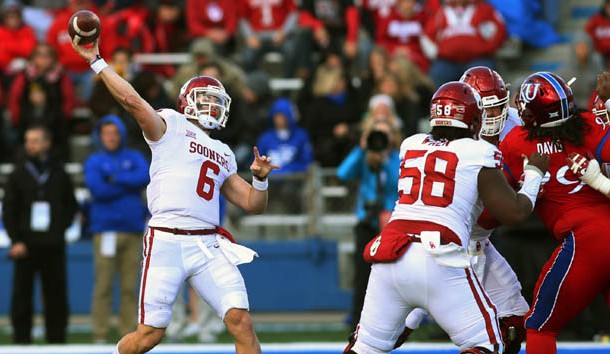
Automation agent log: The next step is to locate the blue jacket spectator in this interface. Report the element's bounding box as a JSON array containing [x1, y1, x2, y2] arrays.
[[256, 98, 314, 174], [487, 0, 561, 48], [337, 128, 400, 331], [337, 144, 400, 225], [84, 114, 150, 234]]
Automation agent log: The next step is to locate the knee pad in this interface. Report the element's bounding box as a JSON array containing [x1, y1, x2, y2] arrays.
[[500, 315, 525, 354], [460, 347, 498, 354], [393, 326, 414, 349]]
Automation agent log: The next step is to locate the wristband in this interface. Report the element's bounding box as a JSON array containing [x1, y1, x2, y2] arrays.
[[90, 57, 108, 74], [517, 169, 542, 210], [252, 176, 268, 191]]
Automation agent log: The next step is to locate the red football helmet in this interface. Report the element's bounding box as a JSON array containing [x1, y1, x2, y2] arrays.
[[460, 66, 509, 137], [430, 81, 484, 134], [515, 72, 575, 128], [177, 76, 231, 130], [592, 95, 610, 125]]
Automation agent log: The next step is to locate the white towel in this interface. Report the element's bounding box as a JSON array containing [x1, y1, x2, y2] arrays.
[[216, 235, 259, 265]]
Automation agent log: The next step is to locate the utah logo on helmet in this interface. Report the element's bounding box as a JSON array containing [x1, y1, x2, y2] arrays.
[[177, 76, 232, 130]]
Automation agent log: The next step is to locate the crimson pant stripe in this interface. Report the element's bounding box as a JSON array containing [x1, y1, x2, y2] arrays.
[[139, 228, 155, 324], [526, 233, 575, 330], [465, 268, 499, 345]]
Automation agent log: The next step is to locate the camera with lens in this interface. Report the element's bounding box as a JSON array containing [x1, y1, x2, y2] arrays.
[[366, 130, 389, 152]]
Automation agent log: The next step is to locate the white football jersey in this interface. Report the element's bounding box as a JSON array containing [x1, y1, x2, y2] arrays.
[[498, 107, 522, 142], [145, 109, 237, 229], [471, 107, 523, 241], [390, 133, 501, 246]]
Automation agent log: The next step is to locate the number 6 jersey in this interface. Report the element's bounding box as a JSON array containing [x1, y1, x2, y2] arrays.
[[390, 133, 501, 246], [145, 109, 237, 229]]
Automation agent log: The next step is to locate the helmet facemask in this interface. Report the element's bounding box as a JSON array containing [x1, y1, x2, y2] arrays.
[[479, 93, 509, 136], [593, 96, 610, 125], [183, 86, 231, 130]]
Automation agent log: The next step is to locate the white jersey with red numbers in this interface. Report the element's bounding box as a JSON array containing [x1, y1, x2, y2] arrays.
[[145, 109, 237, 229], [390, 133, 501, 247]]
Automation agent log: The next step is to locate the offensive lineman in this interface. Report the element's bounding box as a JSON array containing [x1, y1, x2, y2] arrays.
[[344, 81, 549, 354], [395, 67, 530, 354], [71, 38, 278, 353]]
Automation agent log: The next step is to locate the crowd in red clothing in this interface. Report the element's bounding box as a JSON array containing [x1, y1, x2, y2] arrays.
[[0, 0, 511, 167]]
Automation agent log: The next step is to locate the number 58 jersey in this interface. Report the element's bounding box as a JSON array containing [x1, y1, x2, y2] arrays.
[[145, 109, 237, 229], [390, 133, 501, 246]]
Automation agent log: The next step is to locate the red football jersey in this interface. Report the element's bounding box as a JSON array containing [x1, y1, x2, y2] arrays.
[[240, 0, 297, 31], [499, 112, 610, 239]]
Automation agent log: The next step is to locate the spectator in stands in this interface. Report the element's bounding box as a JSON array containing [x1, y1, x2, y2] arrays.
[[373, 71, 418, 135], [237, 70, 275, 169], [298, 0, 360, 74], [46, 0, 99, 101], [337, 123, 400, 332], [387, 55, 435, 135], [360, 94, 403, 148], [486, 0, 561, 49], [185, 0, 239, 58], [0, 1, 37, 76], [99, 1, 155, 59], [8, 43, 76, 159], [299, 52, 360, 167], [169, 38, 245, 101], [256, 98, 313, 214], [374, 0, 430, 74], [586, 0, 610, 68], [238, 0, 299, 77], [84, 114, 149, 344], [421, 0, 507, 87], [147, 0, 189, 78], [559, 33, 604, 109], [89, 47, 152, 156], [356, 46, 391, 112], [2, 124, 78, 344], [89, 47, 138, 120]]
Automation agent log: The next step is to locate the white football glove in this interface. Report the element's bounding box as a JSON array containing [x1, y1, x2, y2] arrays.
[[566, 153, 610, 195]]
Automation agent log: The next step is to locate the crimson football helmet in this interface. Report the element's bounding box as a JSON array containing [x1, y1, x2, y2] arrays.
[[430, 81, 484, 134], [515, 72, 575, 128], [592, 95, 610, 125], [177, 76, 231, 130], [460, 66, 509, 136]]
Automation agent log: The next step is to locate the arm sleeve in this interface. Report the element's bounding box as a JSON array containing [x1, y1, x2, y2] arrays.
[[337, 147, 365, 181]]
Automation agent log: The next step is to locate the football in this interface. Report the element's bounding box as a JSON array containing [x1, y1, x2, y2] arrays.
[[67, 10, 101, 45]]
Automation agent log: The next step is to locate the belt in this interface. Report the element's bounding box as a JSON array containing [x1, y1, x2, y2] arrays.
[[406, 233, 452, 245], [151, 226, 218, 235]]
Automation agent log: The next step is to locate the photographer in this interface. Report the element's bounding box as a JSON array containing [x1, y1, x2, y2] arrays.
[[337, 123, 401, 331]]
